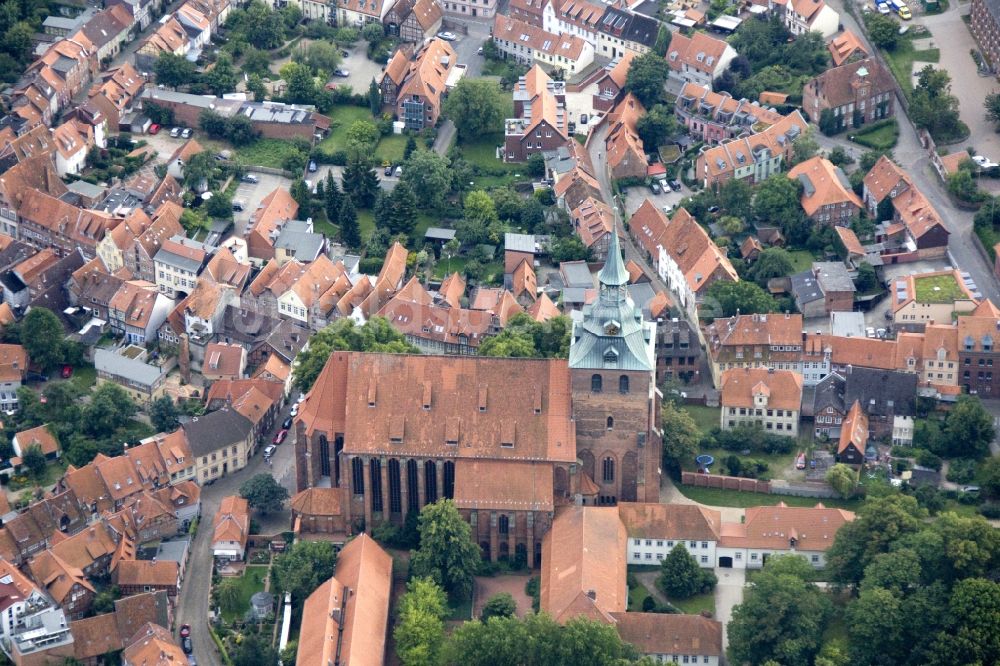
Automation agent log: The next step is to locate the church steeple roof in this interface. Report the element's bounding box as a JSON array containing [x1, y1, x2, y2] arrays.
[[598, 225, 629, 287]]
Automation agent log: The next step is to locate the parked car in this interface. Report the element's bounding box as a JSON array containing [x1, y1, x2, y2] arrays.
[[669, 180, 682, 191], [476, 46, 483, 55], [962, 485, 981, 493], [182, 637, 193, 655], [660, 181, 672, 193], [282, 416, 293, 429], [26, 371, 48, 382], [973, 155, 999, 169], [297, 393, 307, 404], [393, 166, 402, 177], [649, 181, 660, 194], [308, 160, 317, 172], [179, 625, 191, 638], [340, 49, 350, 57], [148, 124, 160, 135], [170, 127, 182, 138], [707, 205, 720, 214], [181, 128, 193, 139], [866, 327, 876, 338], [263, 445, 277, 459], [241, 174, 259, 183], [437, 31, 457, 41], [384, 165, 393, 176], [61, 365, 72, 379], [877, 2, 890, 13], [333, 68, 350, 78], [274, 429, 288, 444], [290, 404, 299, 417], [232, 201, 245, 212]]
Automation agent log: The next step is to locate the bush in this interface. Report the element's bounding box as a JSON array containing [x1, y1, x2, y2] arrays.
[[946, 457, 978, 484], [978, 502, 1000, 519], [915, 449, 943, 471], [708, 425, 795, 455], [642, 596, 657, 612]]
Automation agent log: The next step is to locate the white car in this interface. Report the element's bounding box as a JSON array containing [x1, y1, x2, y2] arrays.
[[973, 155, 999, 169], [437, 31, 457, 41], [866, 327, 876, 338], [290, 404, 299, 417], [877, 2, 890, 13], [263, 445, 276, 458]]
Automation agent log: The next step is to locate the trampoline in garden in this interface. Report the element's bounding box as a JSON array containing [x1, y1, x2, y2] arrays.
[[695, 454, 714, 471]]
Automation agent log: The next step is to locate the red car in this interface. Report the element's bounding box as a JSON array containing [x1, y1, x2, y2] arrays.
[[273, 429, 288, 445], [179, 624, 191, 638], [148, 123, 160, 135], [61, 365, 72, 379]]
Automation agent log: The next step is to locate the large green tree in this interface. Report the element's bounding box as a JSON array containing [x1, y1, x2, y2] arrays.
[[729, 555, 833, 666], [149, 396, 180, 433], [657, 543, 716, 599], [747, 248, 795, 286], [478, 313, 572, 359], [82, 383, 138, 438], [394, 577, 448, 666], [387, 180, 419, 235], [660, 402, 700, 478], [706, 280, 778, 317], [154, 52, 197, 89], [624, 51, 668, 108], [825, 494, 923, 587], [339, 195, 360, 249], [270, 540, 337, 610], [937, 395, 995, 459], [21, 307, 67, 370], [410, 500, 481, 601], [401, 151, 451, 210], [442, 79, 507, 140], [239, 473, 290, 514], [341, 157, 379, 207]]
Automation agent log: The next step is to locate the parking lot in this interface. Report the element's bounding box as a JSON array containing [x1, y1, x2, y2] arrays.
[[326, 44, 393, 94], [232, 171, 293, 235], [622, 181, 690, 217], [142, 131, 197, 161]]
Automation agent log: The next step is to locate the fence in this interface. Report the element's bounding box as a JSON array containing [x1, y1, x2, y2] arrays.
[[680, 472, 771, 493]]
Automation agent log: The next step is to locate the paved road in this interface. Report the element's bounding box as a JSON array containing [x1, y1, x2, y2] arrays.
[[174, 401, 298, 666], [824, 0, 1000, 306]]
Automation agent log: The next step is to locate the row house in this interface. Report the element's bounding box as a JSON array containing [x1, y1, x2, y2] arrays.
[[696, 111, 809, 189], [83, 62, 146, 133], [703, 313, 805, 386], [957, 299, 1000, 396], [384, 0, 443, 43], [627, 201, 737, 318], [504, 66, 568, 162], [183, 406, 255, 484], [107, 0, 155, 30], [719, 367, 803, 437], [441, 0, 496, 18], [380, 38, 457, 131], [571, 196, 615, 261], [595, 7, 657, 60], [77, 4, 135, 64], [16, 189, 119, 258], [124, 202, 185, 280], [618, 503, 721, 568], [675, 82, 785, 145], [785, 0, 840, 39], [716, 503, 853, 569], [153, 235, 213, 298], [666, 30, 737, 91], [51, 119, 94, 177], [542, 0, 604, 45], [811, 366, 917, 441], [890, 269, 978, 332], [863, 156, 949, 261], [0, 490, 88, 565], [0, 344, 27, 413], [159, 277, 228, 346], [604, 93, 647, 180], [205, 377, 284, 446], [508, 0, 545, 26], [211, 496, 249, 561], [114, 560, 179, 599], [803, 58, 895, 131], [245, 188, 299, 263], [69, 592, 172, 666], [491, 15, 594, 76], [22, 37, 96, 114], [135, 16, 192, 72], [655, 318, 701, 384], [790, 261, 856, 318], [971, 0, 1000, 73], [788, 156, 863, 225], [591, 52, 634, 113], [337, 0, 397, 26], [95, 205, 155, 273], [108, 280, 172, 344]]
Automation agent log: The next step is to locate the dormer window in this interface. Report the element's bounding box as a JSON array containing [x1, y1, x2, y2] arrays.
[[603, 347, 619, 366]]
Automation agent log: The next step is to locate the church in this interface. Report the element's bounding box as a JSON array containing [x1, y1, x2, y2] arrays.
[[293, 231, 661, 566]]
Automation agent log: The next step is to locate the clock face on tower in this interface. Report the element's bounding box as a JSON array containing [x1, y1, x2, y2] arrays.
[[604, 321, 620, 336]]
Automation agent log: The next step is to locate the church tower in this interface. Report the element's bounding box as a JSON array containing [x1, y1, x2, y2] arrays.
[[568, 228, 660, 503]]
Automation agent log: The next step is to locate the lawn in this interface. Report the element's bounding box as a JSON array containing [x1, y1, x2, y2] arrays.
[[851, 120, 899, 150], [220, 566, 268, 623], [457, 133, 525, 189], [433, 257, 467, 279], [975, 224, 1000, 261], [627, 580, 654, 612], [685, 447, 799, 478], [665, 591, 715, 615], [881, 37, 940, 97], [374, 134, 409, 163], [235, 139, 304, 169], [70, 366, 97, 391], [787, 249, 817, 273], [914, 273, 966, 303], [317, 106, 374, 154], [682, 405, 721, 433], [675, 485, 861, 510]]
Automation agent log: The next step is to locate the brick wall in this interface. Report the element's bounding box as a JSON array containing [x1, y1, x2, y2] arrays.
[[680, 471, 771, 493]]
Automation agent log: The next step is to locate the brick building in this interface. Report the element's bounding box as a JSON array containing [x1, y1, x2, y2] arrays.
[[787, 156, 863, 225], [971, 0, 1000, 72], [504, 66, 567, 163], [802, 58, 895, 131]]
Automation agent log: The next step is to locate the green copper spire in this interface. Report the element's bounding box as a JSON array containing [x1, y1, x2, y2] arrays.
[[598, 224, 629, 287]]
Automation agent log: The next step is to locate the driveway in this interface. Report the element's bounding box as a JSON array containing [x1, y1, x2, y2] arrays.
[[325, 44, 385, 94], [174, 401, 298, 666], [714, 568, 746, 651], [917, 4, 1000, 159]]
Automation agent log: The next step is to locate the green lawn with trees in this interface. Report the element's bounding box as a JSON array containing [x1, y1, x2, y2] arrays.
[[215, 566, 269, 623]]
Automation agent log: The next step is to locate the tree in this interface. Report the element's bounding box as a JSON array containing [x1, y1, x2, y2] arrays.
[[345, 120, 380, 160], [387, 180, 418, 234], [846, 586, 905, 665], [401, 151, 451, 210], [232, 633, 279, 666], [290, 178, 312, 220], [826, 494, 923, 586], [753, 174, 803, 225], [791, 127, 820, 166], [747, 247, 794, 285], [653, 23, 672, 57], [239, 473, 290, 514], [21, 443, 47, 479], [239, 1, 287, 49], [324, 170, 342, 223], [20, 307, 67, 370], [280, 61, 317, 105], [341, 157, 379, 207], [480, 593, 516, 622], [706, 280, 777, 317], [478, 314, 572, 358], [855, 261, 877, 291], [182, 151, 217, 189], [410, 500, 481, 601], [442, 79, 507, 140], [149, 396, 180, 433], [457, 190, 500, 245], [865, 13, 900, 50], [215, 577, 242, 613], [339, 195, 360, 249], [243, 48, 273, 76], [154, 52, 196, 89], [404, 134, 418, 160], [939, 395, 995, 459], [819, 108, 842, 136], [205, 191, 234, 219], [549, 236, 592, 262], [203, 53, 239, 95], [247, 73, 267, 102], [980, 456, 1000, 498], [986, 90, 1000, 126], [271, 540, 337, 608], [362, 21, 384, 44], [368, 79, 381, 115], [635, 104, 678, 149], [83, 383, 138, 438], [826, 463, 857, 498], [625, 51, 668, 108], [395, 577, 448, 666], [929, 578, 1000, 665], [661, 402, 700, 478], [658, 543, 717, 599], [527, 151, 546, 178], [718, 178, 753, 219], [226, 114, 259, 146], [910, 66, 963, 141], [293, 317, 419, 391], [297, 40, 341, 75], [728, 555, 833, 666]]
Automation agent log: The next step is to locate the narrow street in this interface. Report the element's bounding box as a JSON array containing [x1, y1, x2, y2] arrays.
[[174, 402, 298, 666]]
